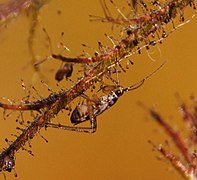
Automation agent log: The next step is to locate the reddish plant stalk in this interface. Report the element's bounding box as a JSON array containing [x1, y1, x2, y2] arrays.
[[53, 0, 196, 64], [149, 99, 197, 179], [158, 146, 193, 179], [1, 0, 195, 112], [150, 110, 191, 163], [0, 0, 195, 176], [0, 0, 47, 25], [0, 62, 104, 172]]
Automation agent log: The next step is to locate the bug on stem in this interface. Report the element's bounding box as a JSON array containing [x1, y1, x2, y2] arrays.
[[45, 61, 166, 133]]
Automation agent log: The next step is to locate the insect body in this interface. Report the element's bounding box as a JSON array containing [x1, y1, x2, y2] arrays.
[[70, 77, 147, 125], [70, 89, 123, 125], [55, 63, 73, 81]]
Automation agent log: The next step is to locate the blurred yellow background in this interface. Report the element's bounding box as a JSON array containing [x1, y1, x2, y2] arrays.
[[0, 0, 196, 179]]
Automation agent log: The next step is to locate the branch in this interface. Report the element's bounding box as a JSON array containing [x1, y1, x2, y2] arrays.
[[0, 0, 195, 176]]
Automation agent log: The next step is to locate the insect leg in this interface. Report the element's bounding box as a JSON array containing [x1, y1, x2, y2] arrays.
[[45, 116, 97, 133]]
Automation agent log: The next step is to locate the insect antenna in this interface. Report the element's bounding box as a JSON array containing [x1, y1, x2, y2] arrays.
[[124, 61, 166, 92]]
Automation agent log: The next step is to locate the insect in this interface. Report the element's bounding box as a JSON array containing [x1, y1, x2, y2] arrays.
[[45, 61, 166, 133], [70, 84, 142, 124], [55, 63, 73, 81]]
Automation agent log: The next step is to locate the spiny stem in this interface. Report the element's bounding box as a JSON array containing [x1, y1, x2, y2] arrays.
[[0, 0, 195, 176]]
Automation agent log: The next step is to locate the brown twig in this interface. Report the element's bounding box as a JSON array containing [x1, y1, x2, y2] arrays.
[[0, 0, 195, 176]]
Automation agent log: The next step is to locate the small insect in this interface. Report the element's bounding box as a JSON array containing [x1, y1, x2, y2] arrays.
[[69, 83, 143, 125], [45, 61, 166, 133], [55, 63, 73, 81]]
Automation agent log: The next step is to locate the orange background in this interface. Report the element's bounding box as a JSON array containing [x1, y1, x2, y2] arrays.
[[0, 0, 196, 179]]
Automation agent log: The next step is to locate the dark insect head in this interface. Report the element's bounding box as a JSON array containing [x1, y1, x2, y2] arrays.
[[114, 87, 124, 97]]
